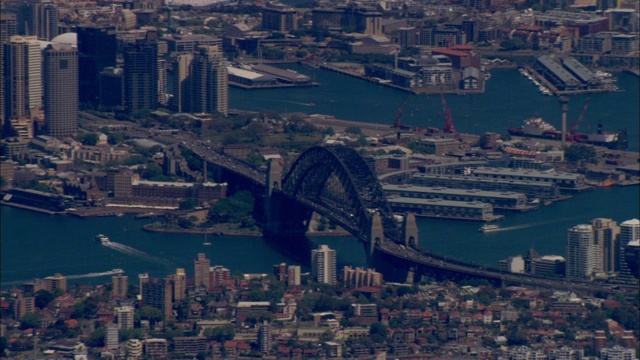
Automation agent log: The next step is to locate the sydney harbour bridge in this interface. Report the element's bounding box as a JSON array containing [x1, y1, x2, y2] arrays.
[[182, 140, 636, 299]]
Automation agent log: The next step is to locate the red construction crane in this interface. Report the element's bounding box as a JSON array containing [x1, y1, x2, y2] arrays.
[[441, 93, 456, 134], [570, 97, 590, 141], [391, 97, 411, 130]]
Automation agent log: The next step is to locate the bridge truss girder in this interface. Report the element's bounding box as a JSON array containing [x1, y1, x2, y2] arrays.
[[282, 145, 400, 244]]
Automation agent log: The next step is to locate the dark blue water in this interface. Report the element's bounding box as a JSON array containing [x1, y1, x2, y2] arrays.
[[2, 67, 639, 287], [230, 67, 639, 152]]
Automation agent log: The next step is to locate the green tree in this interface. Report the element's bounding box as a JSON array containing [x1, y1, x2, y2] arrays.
[[565, 143, 597, 164], [85, 328, 105, 347], [369, 322, 388, 343], [179, 198, 197, 210], [345, 126, 362, 135], [20, 312, 40, 329], [138, 305, 163, 324], [77, 133, 99, 146], [35, 289, 54, 309], [142, 162, 163, 180], [203, 325, 235, 342]]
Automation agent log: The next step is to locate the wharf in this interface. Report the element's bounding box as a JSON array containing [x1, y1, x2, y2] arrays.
[[521, 65, 618, 96], [229, 81, 320, 89]]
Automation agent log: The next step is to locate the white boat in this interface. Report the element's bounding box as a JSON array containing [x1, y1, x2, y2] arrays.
[[479, 224, 500, 233], [95, 234, 111, 245], [112, 268, 124, 273]]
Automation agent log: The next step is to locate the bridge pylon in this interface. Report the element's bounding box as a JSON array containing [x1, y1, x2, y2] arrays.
[[264, 159, 312, 238], [403, 213, 419, 248], [369, 213, 384, 257]]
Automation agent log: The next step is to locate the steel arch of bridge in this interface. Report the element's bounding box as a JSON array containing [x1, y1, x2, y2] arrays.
[[281, 145, 400, 244]]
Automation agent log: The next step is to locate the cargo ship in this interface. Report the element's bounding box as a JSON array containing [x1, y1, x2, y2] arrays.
[[507, 117, 628, 149]]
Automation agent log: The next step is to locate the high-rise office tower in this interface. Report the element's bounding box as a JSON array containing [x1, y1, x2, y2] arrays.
[[99, 67, 123, 110], [77, 25, 116, 105], [3, 36, 41, 121], [111, 274, 128, 298], [194, 253, 210, 290], [158, 59, 168, 105], [1, 13, 18, 128], [169, 53, 193, 112], [311, 244, 337, 285], [123, 30, 158, 115], [591, 218, 620, 274], [619, 219, 639, 246], [43, 43, 78, 137], [189, 45, 228, 116], [18, 0, 58, 41], [566, 224, 595, 280], [115, 306, 134, 329]]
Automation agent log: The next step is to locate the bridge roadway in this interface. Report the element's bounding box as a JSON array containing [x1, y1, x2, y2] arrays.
[[180, 141, 637, 298], [378, 240, 638, 297], [78, 115, 636, 298]]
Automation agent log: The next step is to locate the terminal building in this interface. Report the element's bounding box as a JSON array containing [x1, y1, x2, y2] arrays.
[[470, 167, 590, 192], [227, 66, 277, 88], [383, 184, 534, 211], [410, 173, 560, 200], [387, 196, 502, 222]]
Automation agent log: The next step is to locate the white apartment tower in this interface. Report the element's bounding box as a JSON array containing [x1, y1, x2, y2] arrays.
[[566, 224, 596, 280], [115, 306, 134, 330], [312, 245, 337, 285], [619, 219, 639, 246], [3, 36, 41, 121]]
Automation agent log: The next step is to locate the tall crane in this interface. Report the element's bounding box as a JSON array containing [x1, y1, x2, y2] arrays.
[[570, 97, 590, 141], [391, 96, 411, 130], [441, 93, 457, 134]]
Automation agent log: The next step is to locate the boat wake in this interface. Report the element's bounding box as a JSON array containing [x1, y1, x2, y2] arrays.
[[494, 216, 586, 232], [104, 241, 174, 267], [272, 100, 316, 106], [1, 270, 124, 287]]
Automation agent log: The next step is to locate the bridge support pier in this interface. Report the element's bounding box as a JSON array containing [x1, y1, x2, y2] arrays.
[[369, 214, 384, 258], [403, 213, 418, 248], [264, 159, 313, 238]]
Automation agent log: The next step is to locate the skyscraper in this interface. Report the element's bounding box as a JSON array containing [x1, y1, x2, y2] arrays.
[[169, 53, 193, 113], [77, 25, 116, 105], [43, 43, 78, 137], [619, 219, 640, 246], [194, 253, 210, 290], [591, 218, 620, 275], [3, 35, 41, 121], [1, 13, 18, 128], [566, 224, 595, 280], [123, 30, 158, 115], [189, 45, 228, 116], [311, 244, 337, 285], [18, 0, 58, 41]]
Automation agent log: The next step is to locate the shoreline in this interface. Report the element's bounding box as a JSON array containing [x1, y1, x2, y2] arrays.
[[142, 222, 352, 237]]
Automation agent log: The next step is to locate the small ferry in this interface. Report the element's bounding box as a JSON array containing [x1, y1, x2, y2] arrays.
[[112, 268, 124, 274], [479, 224, 500, 233], [95, 234, 111, 245]]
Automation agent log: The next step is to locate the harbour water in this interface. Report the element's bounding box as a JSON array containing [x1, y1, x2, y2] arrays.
[[1, 67, 639, 287], [231, 66, 639, 152]]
